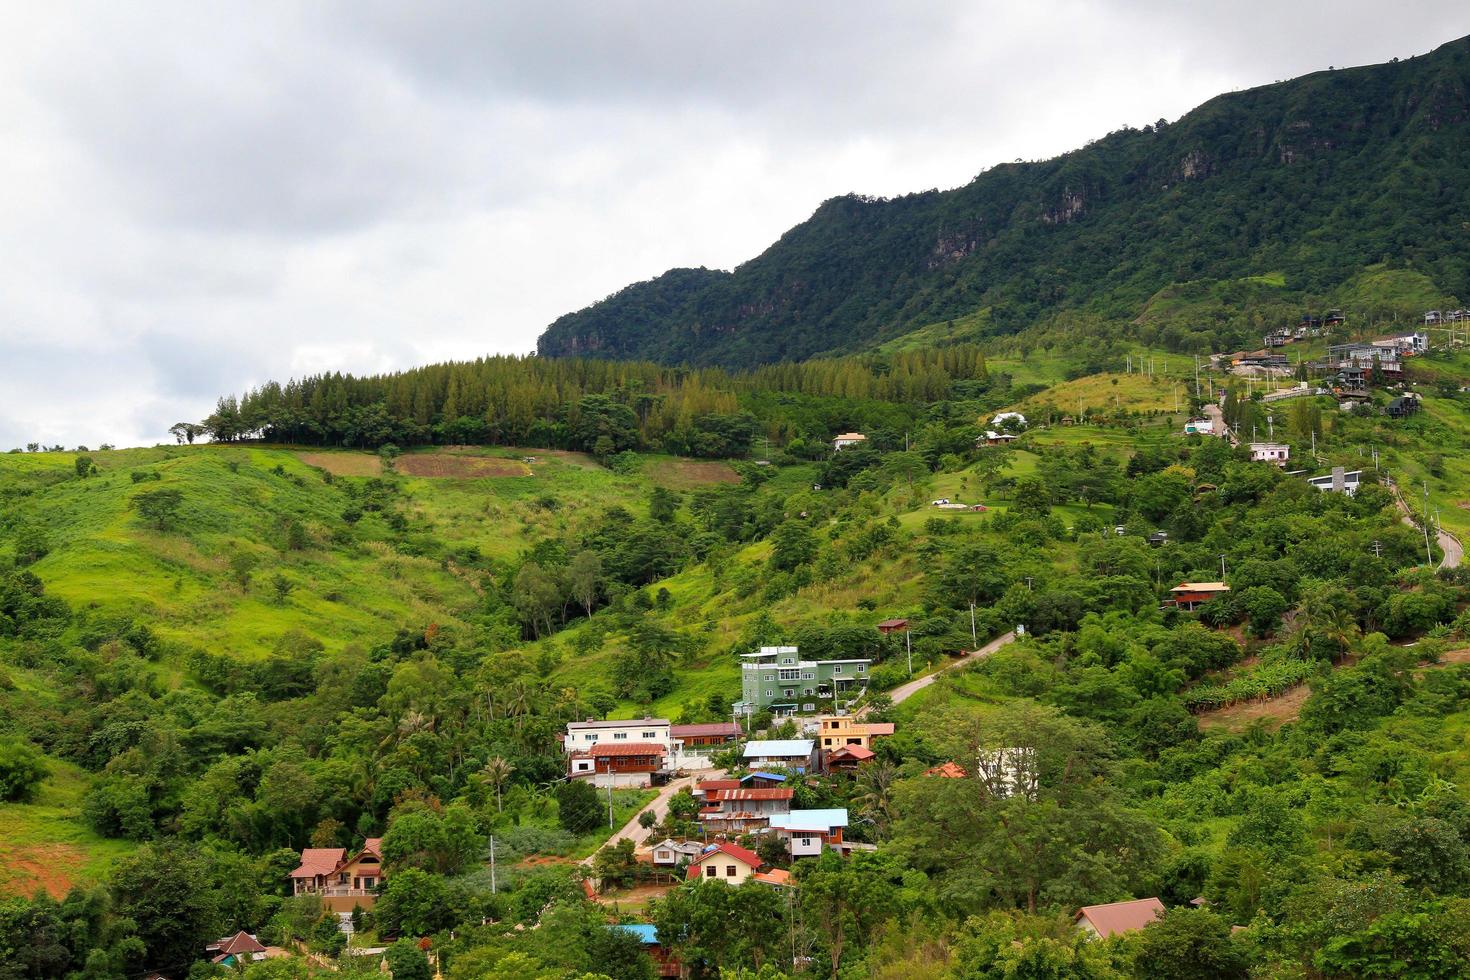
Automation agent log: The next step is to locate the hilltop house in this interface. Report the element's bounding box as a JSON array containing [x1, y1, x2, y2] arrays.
[[979, 430, 1018, 446], [1372, 331, 1429, 356], [768, 809, 849, 857], [1387, 393, 1422, 418], [742, 739, 818, 772], [1076, 898, 1166, 939], [812, 715, 894, 770], [686, 843, 763, 884], [1249, 442, 1290, 466], [825, 744, 876, 773], [289, 839, 384, 911], [832, 432, 867, 451], [1169, 581, 1230, 612], [1305, 467, 1362, 496], [736, 646, 871, 717], [875, 618, 909, 635], [563, 717, 674, 754], [1183, 417, 1215, 436]]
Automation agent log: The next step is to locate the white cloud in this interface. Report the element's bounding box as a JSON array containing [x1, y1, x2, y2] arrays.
[[0, 1, 1464, 448]]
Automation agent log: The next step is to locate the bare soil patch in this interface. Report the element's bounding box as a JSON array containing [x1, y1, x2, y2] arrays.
[[297, 452, 382, 477], [394, 454, 531, 478], [1198, 683, 1312, 733], [0, 844, 85, 898], [645, 458, 741, 489]]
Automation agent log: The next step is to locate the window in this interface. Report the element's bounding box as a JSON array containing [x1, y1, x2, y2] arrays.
[[642, 731, 656, 738], [705, 865, 717, 878], [833, 665, 843, 674], [614, 732, 627, 740], [856, 665, 866, 673], [799, 837, 813, 847], [587, 733, 598, 741], [781, 657, 795, 665], [803, 703, 815, 711], [802, 671, 814, 680], [765, 689, 774, 697], [726, 865, 738, 877], [803, 688, 812, 696]]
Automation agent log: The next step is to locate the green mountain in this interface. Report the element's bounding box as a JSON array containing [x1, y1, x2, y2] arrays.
[[536, 36, 1470, 366]]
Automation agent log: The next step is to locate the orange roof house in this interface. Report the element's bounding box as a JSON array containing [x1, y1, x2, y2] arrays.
[[288, 839, 385, 911], [826, 744, 875, 772], [923, 761, 968, 778], [1169, 582, 1230, 612], [1075, 898, 1166, 938]]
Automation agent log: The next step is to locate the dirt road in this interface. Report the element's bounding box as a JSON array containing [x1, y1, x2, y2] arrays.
[[872, 631, 1018, 710], [581, 768, 723, 866]]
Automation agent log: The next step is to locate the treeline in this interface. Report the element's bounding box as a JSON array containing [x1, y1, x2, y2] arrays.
[[197, 347, 987, 452]]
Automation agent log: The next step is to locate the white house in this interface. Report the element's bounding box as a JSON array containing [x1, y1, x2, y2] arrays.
[[1306, 467, 1362, 496], [649, 839, 704, 867], [563, 717, 674, 754], [976, 746, 1039, 800], [991, 411, 1027, 429], [1183, 417, 1215, 436], [742, 739, 817, 773], [1249, 442, 1290, 466], [832, 433, 867, 451], [767, 809, 849, 857]]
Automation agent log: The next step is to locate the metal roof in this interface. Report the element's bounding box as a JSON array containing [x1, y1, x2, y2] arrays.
[[743, 739, 814, 757], [768, 808, 849, 832]]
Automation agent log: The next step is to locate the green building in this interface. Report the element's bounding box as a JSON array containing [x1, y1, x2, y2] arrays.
[[735, 645, 871, 717]]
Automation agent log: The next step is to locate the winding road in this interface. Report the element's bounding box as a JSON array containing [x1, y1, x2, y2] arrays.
[[865, 630, 1018, 712], [1390, 481, 1463, 569], [581, 768, 722, 866]]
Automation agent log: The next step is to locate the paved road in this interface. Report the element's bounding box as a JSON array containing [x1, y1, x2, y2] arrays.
[[581, 768, 724, 866], [869, 630, 1018, 711], [1202, 403, 1237, 445], [1390, 482, 1463, 569]]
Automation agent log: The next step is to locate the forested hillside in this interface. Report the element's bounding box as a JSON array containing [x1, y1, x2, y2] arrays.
[[537, 36, 1470, 366]]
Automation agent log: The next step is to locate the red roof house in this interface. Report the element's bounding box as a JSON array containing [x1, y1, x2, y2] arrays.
[[1075, 898, 1166, 938], [826, 744, 875, 772], [923, 761, 968, 778], [686, 843, 763, 884]]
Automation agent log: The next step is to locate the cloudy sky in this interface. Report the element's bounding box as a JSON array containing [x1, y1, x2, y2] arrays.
[[0, 2, 1465, 449]]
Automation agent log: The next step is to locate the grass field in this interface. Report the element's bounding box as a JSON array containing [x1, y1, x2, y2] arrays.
[[0, 760, 134, 897]]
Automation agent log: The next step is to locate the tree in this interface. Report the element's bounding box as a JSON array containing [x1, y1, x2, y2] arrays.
[[480, 757, 515, 813], [12, 527, 48, 567], [74, 455, 94, 478], [381, 804, 483, 875], [567, 551, 603, 618], [134, 488, 184, 531], [0, 738, 46, 802], [1131, 908, 1248, 979], [512, 561, 562, 638], [109, 842, 224, 973], [769, 520, 817, 572], [271, 573, 295, 605], [169, 422, 203, 445], [556, 780, 603, 834], [375, 869, 458, 937], [385, 939, 433, 980]]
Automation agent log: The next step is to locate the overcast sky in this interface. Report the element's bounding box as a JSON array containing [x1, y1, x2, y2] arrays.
[[0, 2, 1465, 449]]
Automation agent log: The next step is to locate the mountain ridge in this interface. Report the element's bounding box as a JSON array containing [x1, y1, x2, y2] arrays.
[[536, 35, 1470, 366]]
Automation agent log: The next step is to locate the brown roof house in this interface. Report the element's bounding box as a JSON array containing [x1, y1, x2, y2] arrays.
[[1075, 898, 1165, 939], [289, 838, 385, 912]]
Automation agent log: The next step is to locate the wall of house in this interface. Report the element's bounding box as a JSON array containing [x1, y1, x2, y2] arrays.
[[696, 858, 753, 883]]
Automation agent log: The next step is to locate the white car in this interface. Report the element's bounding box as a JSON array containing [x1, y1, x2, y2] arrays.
[[931, 498, 951, 506]]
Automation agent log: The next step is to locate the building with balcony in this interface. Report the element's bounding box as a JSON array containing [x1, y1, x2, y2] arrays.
[[735, 646, 871, 717], [288, 839, 385, 911]]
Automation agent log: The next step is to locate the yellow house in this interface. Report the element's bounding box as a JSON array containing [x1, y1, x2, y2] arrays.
[[685, 843, 762, 884], [815, 715, 895, 752]]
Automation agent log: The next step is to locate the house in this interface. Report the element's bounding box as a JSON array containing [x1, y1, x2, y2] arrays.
[[735, 646, 871, 717], [650, 839, 705, 867], [1147, 531, 1169, 547], [692, 777, 741, 799], [1372, 332, 1429, 357], [608, 924, 680, 978], [669, 722, 742, 753], [1426, 310, 1443, 324], [1249, 442, 1290, 466], [832, 432, 867, 451], [742, 739, 817, 772], [568, 743, 668, 787], [1387, 393, 1421, 418], [814, 715, 894, 755], [768, 809, 849, 857], [976, 746, 1039, 800], [563, 717, 674, 755], [923, 761, 968, 778], [700, 786, 794, 832], [205, 932, 273, 967], [1169, 582, 1231, 612], [1305, 467, 1362, 496], [1076, 898, 1166, 939], [1182, 417, 1215, 436], [740, 771, 788, 787], [1060, 416, 1076, 426], [979, 430, 1018, 446], [686, 843, 763, 884], [289, 839, 384, 911], [875, 618, 909, 635], [991, 411, 1027, 429], [825, 744, 875, 772], [1230, 350, 1289, 375]]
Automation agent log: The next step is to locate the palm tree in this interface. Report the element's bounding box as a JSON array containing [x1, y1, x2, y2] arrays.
[[852, 760, 899, 839], [481, 756, 516, 813]]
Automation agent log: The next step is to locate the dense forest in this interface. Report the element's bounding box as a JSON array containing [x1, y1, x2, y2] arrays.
[[537, 36, 1470, 366], [193, 347, 991, 453]]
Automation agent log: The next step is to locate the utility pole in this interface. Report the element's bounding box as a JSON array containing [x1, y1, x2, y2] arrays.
[[1371, 540, 1383, 558], [1220, 554, 1227, 579], [905, 630, 913, 677], [606, 762, 615, 829], [969, 602, 978, 646], [490, 836, 497, 894]]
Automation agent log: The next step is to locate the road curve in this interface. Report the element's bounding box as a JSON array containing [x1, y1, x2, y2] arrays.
[[1390, 483, 1462, 570], [581, 768, 723, 866], [870, 630, 1018, 711]]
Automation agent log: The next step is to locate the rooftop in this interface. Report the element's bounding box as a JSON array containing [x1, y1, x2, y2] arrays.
[[1171, 582, 1230, 593], [706, 787, 795, 802], [290, 847, 346, 878], [608, 924, 659, 946], [670, 722, 743, 738], [567, 717, 669, 730], [743, 740, 814, 757], [769, 808, 849, 832], [686, 843, 763, 879], [829, 744, 875, 761], [1076, 898, 1166, 937], [574, 742, 668, 758]]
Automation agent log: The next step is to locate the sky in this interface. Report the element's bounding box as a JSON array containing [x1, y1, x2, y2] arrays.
[[0, 2, 1466, 449]]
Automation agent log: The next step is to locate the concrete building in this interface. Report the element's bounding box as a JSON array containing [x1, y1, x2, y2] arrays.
[[736, 646, 870, 717]]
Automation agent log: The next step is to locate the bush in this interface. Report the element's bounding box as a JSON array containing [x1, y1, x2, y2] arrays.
[[0, 737, 47, 802]]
